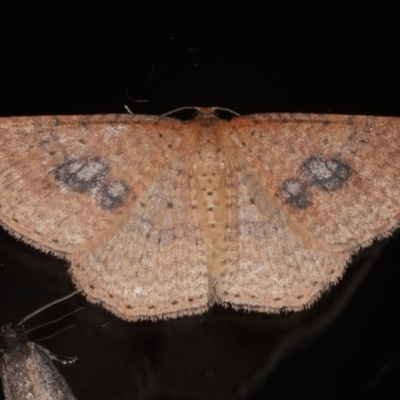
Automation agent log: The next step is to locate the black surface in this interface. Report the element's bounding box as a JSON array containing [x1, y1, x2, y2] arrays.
[[1, 2, 400, 399]]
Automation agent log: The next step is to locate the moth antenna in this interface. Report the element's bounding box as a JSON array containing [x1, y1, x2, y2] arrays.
[[124, 105, 134, 114], [16, 279, 95, 327], [161, 106, 202, 117], [161, 106, 240, 118], [34, 324, 76, 344], [211, 107, 240, 116], [17, 290, 80, 327], [25, 307, 84, 335]]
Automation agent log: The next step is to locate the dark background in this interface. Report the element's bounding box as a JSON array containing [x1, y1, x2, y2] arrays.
[[0, 2, 399, 399]]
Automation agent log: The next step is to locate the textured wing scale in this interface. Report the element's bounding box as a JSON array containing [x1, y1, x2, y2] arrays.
[[228, 113, 400, 250], [1, 110, 400, 320], [210, 112, 400, 312], [213, 151, 349, 311], [71, 155, 209, 320], [0, 114, 185, 254]]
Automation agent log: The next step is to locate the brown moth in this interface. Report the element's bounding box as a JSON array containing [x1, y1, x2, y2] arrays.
[[0, 292, 78, 400], [0, 108, 399, 321]]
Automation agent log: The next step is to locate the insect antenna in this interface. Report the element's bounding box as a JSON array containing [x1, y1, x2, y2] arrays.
[[17, 290, 80, 327]]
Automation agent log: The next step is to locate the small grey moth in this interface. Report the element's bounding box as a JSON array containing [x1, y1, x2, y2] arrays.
[[0, 292, 79, 400]]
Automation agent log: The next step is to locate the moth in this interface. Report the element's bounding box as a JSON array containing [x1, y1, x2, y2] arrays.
[[0, 292, 78, 400], [0, 108, 399, 321]]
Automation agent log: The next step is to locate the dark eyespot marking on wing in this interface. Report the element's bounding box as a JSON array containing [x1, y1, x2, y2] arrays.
[[55, 159, 108, 193], [281, 179, 311, 209], [302, 156, 351, 191], [97, 181, 131, 211]]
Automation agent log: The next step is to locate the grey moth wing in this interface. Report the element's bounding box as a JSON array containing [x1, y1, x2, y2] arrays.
[[1, 323, 76, 400]]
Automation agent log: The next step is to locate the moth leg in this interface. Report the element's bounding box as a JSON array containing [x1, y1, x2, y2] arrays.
[[34, 343, 78, 365]]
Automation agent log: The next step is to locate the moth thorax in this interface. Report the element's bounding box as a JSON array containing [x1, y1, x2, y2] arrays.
[[198, 142, 219, 162]]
